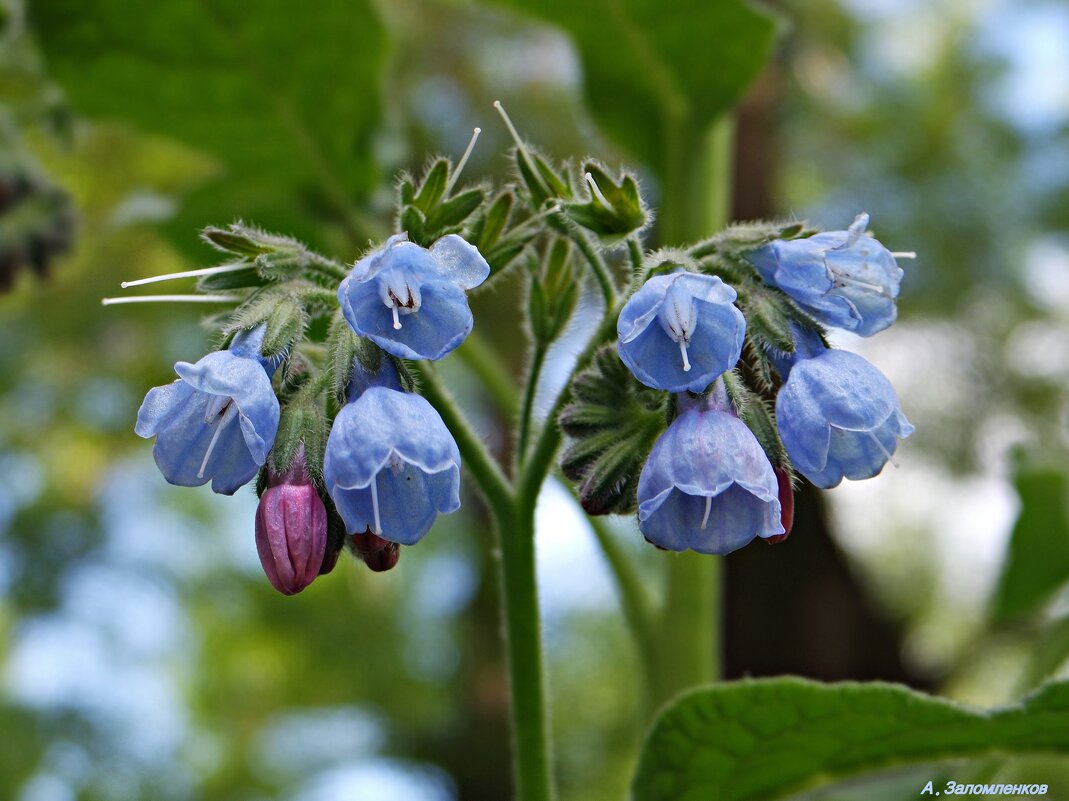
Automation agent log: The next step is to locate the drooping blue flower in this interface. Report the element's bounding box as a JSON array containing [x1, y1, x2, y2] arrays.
[[338, 234, 490, 361], [135, 327, 280, 495], [637, 385, 783, 555], [747, 213, 904, 336], [324, 386, 461, 546], [775, 340, 914, 489], [617, 271, 745, 393]]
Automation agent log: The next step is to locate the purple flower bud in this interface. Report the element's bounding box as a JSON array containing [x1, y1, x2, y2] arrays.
[[351, 528, 401, 572], [254, 449, 327, 595], [765, 467, 795, 545]]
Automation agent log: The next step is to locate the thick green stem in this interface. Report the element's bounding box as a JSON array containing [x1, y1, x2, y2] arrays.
[[497, 503, 553, 801], [413, 361, 551, 801]]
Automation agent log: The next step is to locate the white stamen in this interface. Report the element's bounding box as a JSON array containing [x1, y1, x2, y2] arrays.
[[868, 431, 899, 468], [120, 263, 247, 288], [391, 304, 402, 330], [445, 127, 482, 195], [584, 172, 611, 207], [198, 401, 237, 479], [101, 294, 241, 305], [493, 100, 550, 196], [203, 394, 231, 425], [679, 338, 691, 372], [370, 475, 382, 536], [700, 496, 712, 530], [890, 251, 917, 259]]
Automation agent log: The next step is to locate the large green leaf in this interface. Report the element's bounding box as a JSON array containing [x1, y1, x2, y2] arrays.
[[992, 467, 1069, 621], [30, 0, 385, 250], [483, 0, 777, 177], [633, 678, 1069, 801]]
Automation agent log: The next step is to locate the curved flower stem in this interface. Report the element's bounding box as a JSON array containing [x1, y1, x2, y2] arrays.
[[410, 362, 512, 526], [627, 236, 646, 285], [516, 342, 548, 467], [566, 227, 616, 310]]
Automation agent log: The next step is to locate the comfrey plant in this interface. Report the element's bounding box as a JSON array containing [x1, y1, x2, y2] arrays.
[[110, 104, 915, 801]]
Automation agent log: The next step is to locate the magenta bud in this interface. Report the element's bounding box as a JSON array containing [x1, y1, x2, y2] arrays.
[[255, 448, 328, 594], [765, 467, 795, 545]]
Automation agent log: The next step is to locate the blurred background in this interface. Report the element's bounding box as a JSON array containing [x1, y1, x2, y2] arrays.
[[1, 0, 1068, 799]]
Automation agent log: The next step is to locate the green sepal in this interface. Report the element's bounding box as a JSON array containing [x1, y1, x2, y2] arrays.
[[469, 191, 514, 253], [484, 230, 537, 277], [326, 315, 359, 403], [200, 223, 274, 257], [399, 205, 427, 246], [691, 219, 817, 259], [224, 289, 306, 357], [722, 369, 789, 469], [528, 239, 578, 344], [254, 248, 309, 282], [737, 283, 796, 353], [564, 163, 647, 243], [261, 296, 308, 357], [196, 265, 266, 292], [558, 345, 667, 515], [271, 397, 328, 483], [424, 187, 484, 233], [412, 158, 449, 213], [515, 146, 571, 208]]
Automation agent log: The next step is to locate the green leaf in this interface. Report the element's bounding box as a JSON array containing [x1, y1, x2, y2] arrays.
[[487, 0, 777, 181], [31, 0, 386, 250], [633, 678, 1069, 801], [992, 467, 1069, 621]]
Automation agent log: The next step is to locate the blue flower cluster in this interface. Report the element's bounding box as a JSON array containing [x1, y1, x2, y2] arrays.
[[616, 216, 912, 555], [136, 234, 488, 585]]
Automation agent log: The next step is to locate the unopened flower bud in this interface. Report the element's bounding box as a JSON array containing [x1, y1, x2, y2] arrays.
[[254, 447, 327, 594], [351, 528, 391, 554], [766, 467, 795, 545], [363, 541, 400, 573]]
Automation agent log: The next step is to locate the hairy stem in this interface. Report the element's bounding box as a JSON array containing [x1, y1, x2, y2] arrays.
[[497, 502, 553, 801], [412, 361, 552, 801], [567, 227, 616, 309], [517, 343, 548, 467]]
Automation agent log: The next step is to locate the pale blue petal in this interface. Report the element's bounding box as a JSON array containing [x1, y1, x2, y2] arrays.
[[636, 406, 781, 555], [617, 272, 744, 393], [324, 388, 462, 544], [777, 349, 913, 487], [340, 271, 473, 361], [429, 234, 491, 290]]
